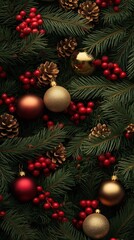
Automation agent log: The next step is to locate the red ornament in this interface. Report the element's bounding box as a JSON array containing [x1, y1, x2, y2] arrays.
[[17, 94, 44, 120], [12, 176, 37, 202]]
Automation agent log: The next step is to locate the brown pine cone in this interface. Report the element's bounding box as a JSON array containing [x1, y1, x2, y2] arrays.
[[89, 123, 111, 139], [0, 113, 19, 138], [78, 1, 100, 26], [59, 0, 79, 10], [46, 143, 66, 164], [126, 123, 134, 134], [37, 61, 59, 87], [57, 37, 78, 58]]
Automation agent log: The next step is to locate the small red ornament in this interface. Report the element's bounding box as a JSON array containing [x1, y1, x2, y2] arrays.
[[17, 94, 44, 120], [12, 173, 37, 202]]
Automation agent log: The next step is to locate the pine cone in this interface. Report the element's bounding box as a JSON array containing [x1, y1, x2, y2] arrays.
[[0, 113, 19, 138], [46, 143, 66, 164], [89, 123, 111, 139], [126, 123, 134, 134], [37, 61, 59, 87], [59, 0, 78, 10], [78, 1, 100, 26], [57, 37, 78, 58]]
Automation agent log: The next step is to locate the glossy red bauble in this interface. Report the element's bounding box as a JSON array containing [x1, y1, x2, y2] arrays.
[[12, 176, 37, 202], [17, 94, 44, 120]]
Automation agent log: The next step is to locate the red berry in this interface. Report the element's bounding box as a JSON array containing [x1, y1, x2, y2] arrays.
[[47, 121, 54, 128], [62, 217, 68, 222], [44, 192, 51, 197], [105, 152, 111, 158], [22, 77, 30, 84], [52, 213, 58, 219], [120, 71, 127, 78], [41, 162, 47, 168], [28, 163, 35, 171], [109, 156, 116, 163], [93, 59, 102, 66], [114, 0, 121, 4], [101, 2, 107, 8], [47, 197, 53, 203], [20, 11, 26, 17], [110, 238, 118, 240], [5, 98, 11, 105], [79, 200, 87, 207], [86, 200, 91, 207], [78, 107, 86, 114], [79, 211, 86, 219], [43, 168, 50, 175], [0, 195, 3, 201], [30, 78, 36, 85], [26, 18, 31, 24], [36, 14, 42, 19], [39, 194, 45, 201], [0, 211, 6, 217], [77, 220, 83, 228], [1, 93, 7, 99], [108, 62, 114, 69], [16, 26, 21, 32], [33, 197, 40, 204], [33, 170, 40, 176], [34, 162, 41, 169], [43, 202, 51, 209], [113, 63, 119, 68], [30, 7, 37, 13], [38, 19, 43, 25], [96, 0, 101, 5], [103, 69, 111, 76], [23, 27, 31, 35], [85, 207, 93, 215], [43, 114, 49, 121], [38, 156, 46, 163], [77, 102, 84, 108], [29, 12, 36, 18], [76, 155, 82, 161], [110, 74, 118, 81], [52, 202, 60, 209], [37, 186, 43, 192], [0, 99, 3, 105], [113, 67, 122, 74], [58, 211, 65, 217], [87, 102, 94, 108], [31, 17, 38, 22], [79, 115, 86, 120], [39, 29, 46, 35], [50, 163, 56, 170], [125, 132, 132, 139], [45, 158, 51, 165], [9, 106, 16, 113], [19, 75, 24, 81], [20, 22, 27, 29], [25, 71, 32, 78], [86, 107, 93, 114], [91, 200, 98, 208], [10, 97, 15, 103], [98, 154, 105, 161], [72, 218, 77, 225], [70, 104, 77, 111], [101, 62, 108, 69], [113, 6, 119, 12], [31, 22, 38, 29], [16, 15, 22, 21], [103, 159, 111, 166], [73, 113, 79, 120], [102, 56, 109, 62]]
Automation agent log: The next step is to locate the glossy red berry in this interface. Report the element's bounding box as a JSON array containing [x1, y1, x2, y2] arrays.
[[86, 107, 93, 114], [9, 106, 16, 113], [62, 217, 68, 222], [20, 11, 26, 17], [30, 7, 37, 13], [87, 102, 94, 108], [103, 159, 111, 166], [91, 200, 98, 208], [101, 62, 108, 69], [110, 74, 118, 81], [45, 158, 52, 165], [0, 99, 3, 105], [33, 170, 40, 176], [86, 200, 91, 206], [29, 12, 36, 18], [113, 67, 122, 74], [101, 2, 107, 8], [108, 62, 114, 69], [109, 156, 116, 163], [76, 155, 82, 161], [43, 203, 51, 209], [43, 114, 49, 121], [37, 186, 43, 192], [85, 207, 93, 215], [28, 163, 35, 171], [58, 211, 65, 217], [73, 113, 79, 120], [5, 98, 11, 105], [52, 213, 58, 219], [93, 59, 102, 66], [41, 162, 47, 168], [38, 156, 46, 163], [120, 71, 127, 78], [98, 154, 105, 161], [78, 107, 86, 114], [36, 14, 42, 19], [102, 56, 109, 62], [113, 5, 119, 11], [114, 0, 121, 4], [80, 200, 87, 207], [34, 162, 41, 169], [33, 197, 40, 204], [103, 69, 111, 76], [0, 211, 6, 217], [39, 194, 45, 201], [16, 15, 22, 21], [105, 152, 111, 158], [79, 211, 86, 219], [52, 202, 60, 209], [31, 22, 38, 29], [38, 19, 43, 25], [47, 121, 54, 128], [1, 93, 7, 99], [44, 192, 51, 197]]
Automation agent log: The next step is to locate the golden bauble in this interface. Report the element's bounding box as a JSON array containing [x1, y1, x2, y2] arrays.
[[83, 213, 110, 239], [99, 180, 125, 206], [71, 50, 95, 76], [43, 86, 71, 112]]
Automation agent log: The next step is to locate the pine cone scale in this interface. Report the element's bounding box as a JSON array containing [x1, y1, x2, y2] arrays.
[[47, 143, 66, 164], [0, 113, 19, 138]]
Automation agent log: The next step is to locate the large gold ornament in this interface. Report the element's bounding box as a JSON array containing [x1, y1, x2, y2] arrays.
[[83, 210, 110, 239], [43, 81, 71, 112], [71, 50, 95, 75], [99, 175, 125, 206]]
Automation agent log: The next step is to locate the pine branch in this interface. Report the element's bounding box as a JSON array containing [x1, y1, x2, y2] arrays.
[[118, 155, 134, 187], [44, 169, 75, 196], [127, 49, 134, 79], [83, 27, 125, 55], [66, 133, 87, 158], [42, 6, 90, 36]]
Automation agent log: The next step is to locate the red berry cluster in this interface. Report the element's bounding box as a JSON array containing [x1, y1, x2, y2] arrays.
[[0, 195, 6, 217], [98, 152, 116, 167], [0, 93, 16, 113], [16, 8, 46, 38], [66, 101, 95, 125], [0, 66, 7, 78], [19, 69, 41, 89], [110, 238, 118, 240], [33, 186, 68, 222], [72, 199, 99, 229], [93, 56, 127, 81], [28, 156, 57, 177], [96, 0, 121, 12], [43, 114, 64, 129]]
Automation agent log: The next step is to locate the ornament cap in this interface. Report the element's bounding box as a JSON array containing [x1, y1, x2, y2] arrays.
[[50, 80, 57, 87], [19, 171, 26, 177], [111, 175, 118, 181], [95, 209, 101, 214]]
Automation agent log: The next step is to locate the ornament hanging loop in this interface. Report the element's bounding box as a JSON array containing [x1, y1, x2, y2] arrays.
[[112, 165, 119, 181], [18, 164, 25, 177]]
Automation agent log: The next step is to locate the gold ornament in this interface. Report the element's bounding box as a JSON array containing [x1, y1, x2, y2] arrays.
[[43, 81, 71, 112], [83, 210, 110, 239], [99, 175, 125, 206], [71, 50, 95, 76]]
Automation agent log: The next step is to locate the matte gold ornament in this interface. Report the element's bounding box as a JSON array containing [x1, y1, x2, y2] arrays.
[[83, 210, 110, 239], [71, 50, 95, 76], [99, 175, 125, 206], [43, 81, 71, 112]]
